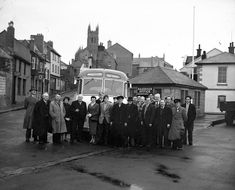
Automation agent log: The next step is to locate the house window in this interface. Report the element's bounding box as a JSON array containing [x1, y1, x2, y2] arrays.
[[23, 79, 26, 95], [217, 95, 226, 108], [19, 61, 22, 73], [194, 91, 201, 108], [52, 64, 54, 72], [181, 90, 189, 103], [24, 62, 26, 75], [218, 67, 227, 83], [17, 78, 21, 95], [55, 65, 57, 73], [32, 57, 36, 69]]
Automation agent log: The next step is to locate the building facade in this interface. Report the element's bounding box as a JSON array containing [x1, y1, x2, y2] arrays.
[[196, 45, 235, 113], [107, 42, 133, 77], [0, 22, 31, 105], [0, 47, 13, 107], [46, 41, 61, 95]]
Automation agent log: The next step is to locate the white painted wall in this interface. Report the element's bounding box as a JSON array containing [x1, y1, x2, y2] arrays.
[[205, 90, 235, 113], [201, 64, 235, 113], [201, 64, 235, 89]]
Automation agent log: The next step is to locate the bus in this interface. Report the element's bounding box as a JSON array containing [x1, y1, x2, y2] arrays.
[[76, 68, 129, 103], [74, 68, 129, 130]]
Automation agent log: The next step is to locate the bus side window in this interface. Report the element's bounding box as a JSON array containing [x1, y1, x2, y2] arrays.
[[124, 82, 128, 98], [78, 79, 82, 94]]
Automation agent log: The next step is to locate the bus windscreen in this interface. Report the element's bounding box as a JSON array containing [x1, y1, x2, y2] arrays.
[[104, 80, 123, 96], [83, 78, 102, 95]]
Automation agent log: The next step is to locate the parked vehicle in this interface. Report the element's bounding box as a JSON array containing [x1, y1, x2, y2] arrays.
[[220, 101, 235, 126]]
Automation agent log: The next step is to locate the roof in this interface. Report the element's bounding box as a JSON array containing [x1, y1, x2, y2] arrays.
[[0, 47, 12, 59], [130, 66, 207, 89], [196, 52, 235, 65], [107, 43, 133, 55], [47, 44, 61, 56], [133, 56, 173, 68]]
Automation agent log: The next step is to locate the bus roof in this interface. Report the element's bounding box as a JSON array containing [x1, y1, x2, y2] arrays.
[[78, 68, 128, 81]]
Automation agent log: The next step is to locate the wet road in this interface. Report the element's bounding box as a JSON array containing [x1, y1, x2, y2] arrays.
[[0, 110, 235, 190]]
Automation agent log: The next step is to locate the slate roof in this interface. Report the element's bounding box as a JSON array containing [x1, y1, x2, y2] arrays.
[[130, 66, 207, 89], [0, 47, 11, 59], [107, 43, 133, 55], [196, 52, 235, 65]]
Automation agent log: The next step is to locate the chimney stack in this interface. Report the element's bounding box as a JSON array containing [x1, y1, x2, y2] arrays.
[[228, 42, 234, 54], [107, 40, 112, 48], [196, 44, 202, 58], [47, 40, 53, 48], [201, 51, 207, 60], [6, 21, 15, 50], [30, 34, 44, 53]]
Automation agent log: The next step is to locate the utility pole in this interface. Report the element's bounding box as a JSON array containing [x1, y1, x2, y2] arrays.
[[192, 6, 195, 79]]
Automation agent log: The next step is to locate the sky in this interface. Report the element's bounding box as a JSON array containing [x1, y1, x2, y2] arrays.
[[0, 0, 235, 69]]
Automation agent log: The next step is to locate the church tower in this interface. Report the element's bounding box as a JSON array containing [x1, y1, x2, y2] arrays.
[[87, 24, 99, 60]]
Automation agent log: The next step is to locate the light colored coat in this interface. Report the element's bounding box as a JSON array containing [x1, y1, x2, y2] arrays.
[[168, 106, 187, 141], [99, 102, 113, 124], [49, 100, 67, 134]]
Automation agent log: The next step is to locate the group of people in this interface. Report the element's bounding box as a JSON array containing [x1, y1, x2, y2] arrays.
[[23, 89, 196, 150]]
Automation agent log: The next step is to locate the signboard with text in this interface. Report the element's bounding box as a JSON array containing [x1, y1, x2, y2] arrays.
[[137, 87, 153, 95]]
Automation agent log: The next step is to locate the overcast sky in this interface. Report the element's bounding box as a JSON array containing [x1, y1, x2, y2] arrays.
[[0, 0, 235, 69]]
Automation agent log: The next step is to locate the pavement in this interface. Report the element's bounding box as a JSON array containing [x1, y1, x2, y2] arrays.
[[0, 109, 233, 190]]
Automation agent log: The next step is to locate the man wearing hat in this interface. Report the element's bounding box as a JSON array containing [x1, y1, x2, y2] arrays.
[[125, 97, 138, 147], [23, 88, 38, 142], [110, 95, 128, 147]]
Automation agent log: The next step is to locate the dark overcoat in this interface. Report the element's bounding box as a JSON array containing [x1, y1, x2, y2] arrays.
[[23, 96, 37, 129], [141, 103, 155, 126], [32, 99, 51, 137], [111, 103, 127, 135], [154, 106, 172, 135], [182, 103, 196, 124], [70, 100, 87, 122], [126, 103, 139, 136]]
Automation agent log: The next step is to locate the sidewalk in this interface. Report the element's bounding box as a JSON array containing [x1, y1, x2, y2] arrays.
[[0, 103, 24, 114]]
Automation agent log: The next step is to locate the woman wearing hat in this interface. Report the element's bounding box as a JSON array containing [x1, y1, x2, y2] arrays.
[[168, 99, 187, 150], [23, 88, 38, 142], [87, 96, 99, 144], [110, 95, 128, 147]]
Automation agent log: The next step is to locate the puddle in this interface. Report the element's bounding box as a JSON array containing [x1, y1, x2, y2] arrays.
[[71, 165, 142, 189], [156, 164, 181, 183], [181, 156, 191, 160]]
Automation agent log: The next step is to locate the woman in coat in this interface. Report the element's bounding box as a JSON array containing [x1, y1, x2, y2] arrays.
[[87, 96, 100, 144], [49, 94, 67, 144], [23, 88, 38, 142], [168, 99, 187, 150]]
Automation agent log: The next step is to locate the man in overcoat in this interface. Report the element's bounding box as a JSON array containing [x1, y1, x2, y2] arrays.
[[126, 97, 139, 147], [182, 96, 196, 145], [23, 88, 38, 142], [70, 94, 87, 143], [154, 99, 172, 148], [32, 92, 51, 145], [141, 97, 155, 148], [110, 95, 127, 147]]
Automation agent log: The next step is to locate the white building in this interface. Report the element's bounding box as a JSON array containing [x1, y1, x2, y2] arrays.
[[196, 50, 235, 113], [46, 41, 61, 95], [180, 46, 222, 81]]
